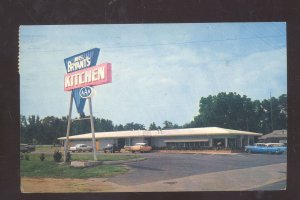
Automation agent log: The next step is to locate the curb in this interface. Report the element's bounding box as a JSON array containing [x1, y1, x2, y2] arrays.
[[102, 157, 146, 165], [156, 150, 242, 155]]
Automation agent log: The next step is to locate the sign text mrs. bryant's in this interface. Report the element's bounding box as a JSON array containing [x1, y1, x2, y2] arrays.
[[64, 63, 112, 91]]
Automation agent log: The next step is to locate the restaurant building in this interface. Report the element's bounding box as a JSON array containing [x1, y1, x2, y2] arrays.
[[58, 127, 262, 150]]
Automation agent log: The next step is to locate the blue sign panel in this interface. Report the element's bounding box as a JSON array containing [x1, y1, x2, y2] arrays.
[[64, 48, 100, 114]]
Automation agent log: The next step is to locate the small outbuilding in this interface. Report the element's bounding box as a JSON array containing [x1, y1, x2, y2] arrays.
[[258, 130, 287, 144], [58, 127, 262, 150]]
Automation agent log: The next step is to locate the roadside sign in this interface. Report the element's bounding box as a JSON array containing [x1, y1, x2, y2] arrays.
[[63, 48, 112, 162], [64, 48, 100, 73], [64, 63, 112, 91], [64, 48, 100, 113]]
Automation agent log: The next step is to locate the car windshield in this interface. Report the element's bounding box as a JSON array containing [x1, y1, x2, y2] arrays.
[[266, 143, 285, 147], [135, 143, 146, 146], [255, 143, 266, 147]]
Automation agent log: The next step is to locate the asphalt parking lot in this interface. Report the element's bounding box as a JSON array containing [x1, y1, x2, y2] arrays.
[[108, 152, 287, 191]]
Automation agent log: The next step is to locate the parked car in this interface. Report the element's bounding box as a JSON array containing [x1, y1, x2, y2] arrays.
[[245, 143, 286, 154], [69, 144, 93, 152], [103, 144, 122, 153], [20, 144, 35, 153], [129, 143, 152, 153], [265, 143, 287, 152]]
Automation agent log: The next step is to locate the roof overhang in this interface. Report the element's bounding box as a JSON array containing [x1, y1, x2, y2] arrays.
[[57, 127, 263, 140], [164, 139, 209, 143]]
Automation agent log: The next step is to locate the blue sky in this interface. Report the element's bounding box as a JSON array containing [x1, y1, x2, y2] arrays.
[[19, 23, 287, 128]]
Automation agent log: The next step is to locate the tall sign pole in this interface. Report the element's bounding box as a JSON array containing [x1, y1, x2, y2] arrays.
[[88, 97, 97, 161], [64, 92, 73, 163]]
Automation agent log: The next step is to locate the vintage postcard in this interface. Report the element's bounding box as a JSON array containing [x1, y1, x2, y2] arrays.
[[19, 23, 287, 192]]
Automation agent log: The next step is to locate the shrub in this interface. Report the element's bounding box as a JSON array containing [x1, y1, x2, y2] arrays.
[[66, 152, 71, 162], [53, 150, 62, 162], [40, 153, 45, 161], [24, 153, 30, 161], [20, 153, 24, 160]]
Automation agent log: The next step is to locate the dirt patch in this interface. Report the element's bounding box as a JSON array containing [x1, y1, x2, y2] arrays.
[[21, 177, 126, 193]]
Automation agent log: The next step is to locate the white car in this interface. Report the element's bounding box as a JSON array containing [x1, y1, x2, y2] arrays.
[[69, 144, 93, 152]]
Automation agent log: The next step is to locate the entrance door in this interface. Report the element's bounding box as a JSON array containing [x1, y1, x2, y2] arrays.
[[117, 138, 125, 148], [96, 140, 100, 151], [144, 137, 151, 146], [212, 138, 225, 148]]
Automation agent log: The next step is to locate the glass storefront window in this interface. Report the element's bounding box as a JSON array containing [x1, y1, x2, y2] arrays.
[[166, 142, 209, 150]]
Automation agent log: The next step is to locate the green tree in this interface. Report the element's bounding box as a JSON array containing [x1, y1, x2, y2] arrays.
[[94, 118, 114, 132], [197, 92, 251, 130], [190, 92, 287, 134], [277, 94, 287, 129], [148, 122, 158, 130], [123, 122, 145, 130], [25, 115, 43, 144], [114, 124, 124, 131], [162, 120, 173, 130], [42, 116, 67, 144]]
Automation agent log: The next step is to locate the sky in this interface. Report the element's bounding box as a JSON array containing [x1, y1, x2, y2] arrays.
[[19, 23, 287, 128]]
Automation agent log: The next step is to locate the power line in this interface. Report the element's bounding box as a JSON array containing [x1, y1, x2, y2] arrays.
[[99, 35, 285, 49], [20, 34, 285, 53], [242, 24, 286, 55]]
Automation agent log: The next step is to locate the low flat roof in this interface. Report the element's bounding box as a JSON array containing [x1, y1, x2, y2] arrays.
[[259, 130, 287, 139], [58, 127, 262, 140]]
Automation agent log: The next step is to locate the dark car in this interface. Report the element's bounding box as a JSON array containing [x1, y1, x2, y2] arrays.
[[20, 144, 36, 153], [103, 144, 122, 153]]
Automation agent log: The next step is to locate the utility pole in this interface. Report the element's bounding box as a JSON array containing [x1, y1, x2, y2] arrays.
[[270, 91, 274, 132]]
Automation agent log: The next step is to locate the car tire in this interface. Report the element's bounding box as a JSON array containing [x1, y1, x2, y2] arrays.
[[276, 150, 281, 154], [247, 149, 251, 153]]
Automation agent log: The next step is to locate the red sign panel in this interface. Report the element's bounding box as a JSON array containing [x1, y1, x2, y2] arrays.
[[64, 63, 112, 91]]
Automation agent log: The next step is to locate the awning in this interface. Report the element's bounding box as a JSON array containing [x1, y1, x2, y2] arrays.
[[164, 139, 209, 143]]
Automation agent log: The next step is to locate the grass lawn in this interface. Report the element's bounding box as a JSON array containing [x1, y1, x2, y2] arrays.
[[20, 153, 141, 179], [71, 153, 141, 161], [35, 145, 61, 152]]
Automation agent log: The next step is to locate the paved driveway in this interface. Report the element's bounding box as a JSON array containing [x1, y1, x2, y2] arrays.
[[108, 152, 287, 189]]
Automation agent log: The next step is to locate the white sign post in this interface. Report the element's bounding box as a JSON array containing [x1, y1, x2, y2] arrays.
[[88, 98, 97, 161], [64, 92, 73, 163], [80, 86, 97, 161]]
